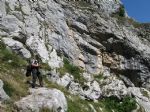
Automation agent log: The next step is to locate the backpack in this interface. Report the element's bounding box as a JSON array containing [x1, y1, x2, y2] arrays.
[[25, 65, 32, 77]]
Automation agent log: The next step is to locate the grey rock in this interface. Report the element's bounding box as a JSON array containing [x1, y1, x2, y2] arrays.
[[47, 70, 102, 100], [83, 72, 94, 82], [119, 75, 135, 87], [103, 66, 111, 77], [68, 81, 82, 95], [48, 49, 63, 69], [2, 38, 31, 58], [101, 76, 128, 99], [47, 69, 60, 83], [15, 88, 67, 112], [70, 20, 88, 33], [83, 81, 101, 100], [128, 87, 150, 112], [57, 73, 74, 87], [0, 80, 10, 102]]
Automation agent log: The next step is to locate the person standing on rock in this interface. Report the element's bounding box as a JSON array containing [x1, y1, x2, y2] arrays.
[[31, 56, 43, 88]]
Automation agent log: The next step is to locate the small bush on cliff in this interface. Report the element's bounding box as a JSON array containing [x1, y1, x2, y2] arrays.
[[0, 41, 27, 68], [3, 81, 16, 97], [102, 96, 137, 112], [94, 73, 104, 81], [63, 58, 82, 76], [118, 5, 125, 17], [58, 58, 84, 82]]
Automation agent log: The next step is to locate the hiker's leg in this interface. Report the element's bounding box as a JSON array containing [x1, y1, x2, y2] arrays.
[[32, 69, 37, 88], [37, 73, 43, 87]]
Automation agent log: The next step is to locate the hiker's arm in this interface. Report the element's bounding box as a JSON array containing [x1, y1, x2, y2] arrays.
[[31, 63, 39, 67]]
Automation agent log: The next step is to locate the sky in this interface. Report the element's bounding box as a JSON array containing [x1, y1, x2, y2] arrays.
[[121, 0, 150, 23]]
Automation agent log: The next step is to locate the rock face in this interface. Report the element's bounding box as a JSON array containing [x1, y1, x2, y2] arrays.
[[0, 0, 150, 89], [128, 87, 150, 112], [1, 1, 150, 111], [83, 81, 101, 100], [101, 76, 128, 99], [0, 80, 10, 102], [15, 88, 67, 112], [2, 38, 31, 58], [47, 70, 102, 100]]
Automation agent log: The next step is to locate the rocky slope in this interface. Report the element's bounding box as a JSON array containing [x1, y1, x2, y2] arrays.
[[0, 0, 150, 112]]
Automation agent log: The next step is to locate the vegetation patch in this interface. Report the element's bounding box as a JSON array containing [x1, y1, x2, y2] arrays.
[[117, 5, 125, 17], [0, 40, 29, 111], [94, 73, 104, 81], [112, 14, 141, 28], [140, 89, 150, 99], [101, 96, 137, 112], [57, 58, 84, 83], [111, 5, 141, 28], [41, 63, 51, 71], [40, 107, 53, 112], [0, 42, 27, 68], [67, 95, 109, 112], [3, 81, 16, 97], [0, 40, 28, 100]]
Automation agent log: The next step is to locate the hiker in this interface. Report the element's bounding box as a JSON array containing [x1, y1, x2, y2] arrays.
[[30, 57, 43, 88]]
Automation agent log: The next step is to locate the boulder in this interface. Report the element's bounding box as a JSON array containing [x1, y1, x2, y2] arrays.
[[68, 81, 82, 95], [15, 88, 67, 112], [83, 72, 94, 82], [47, 69, 60, 84], [2, 38, 31, 58], [48, 49, 63, 69], [101, 76, 128, 99], [83, 81, 102, 100]]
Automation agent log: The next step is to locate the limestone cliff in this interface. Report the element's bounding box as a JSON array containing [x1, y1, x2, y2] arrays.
[[0, 0, 150, 112], [0, 0, 150, 88]]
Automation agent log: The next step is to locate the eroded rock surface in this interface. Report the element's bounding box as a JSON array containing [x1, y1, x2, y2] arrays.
[[0, 0, 150, 98], [101, 76, 129, 99], [128, 87, 150, 112], [15, 88, 67, 112]]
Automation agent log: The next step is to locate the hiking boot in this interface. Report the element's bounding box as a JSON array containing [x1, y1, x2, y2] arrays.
[[32, 84, 35, 88]]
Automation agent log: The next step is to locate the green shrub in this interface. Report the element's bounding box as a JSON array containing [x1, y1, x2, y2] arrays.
[[63, 58, 82, 76], [67, 96, 91, 112], [0, 40, 6, 49], [118, 5, 125, 17], [102, 96, 137, 112], [3, 81, 16, 97], [2, 75, 28, 100], [41, 63, 51, 71], [58, 58, 84, 83], [94, 73, 104, 81], [0, 44, 27, 67], [112, 13, 141, 28]]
